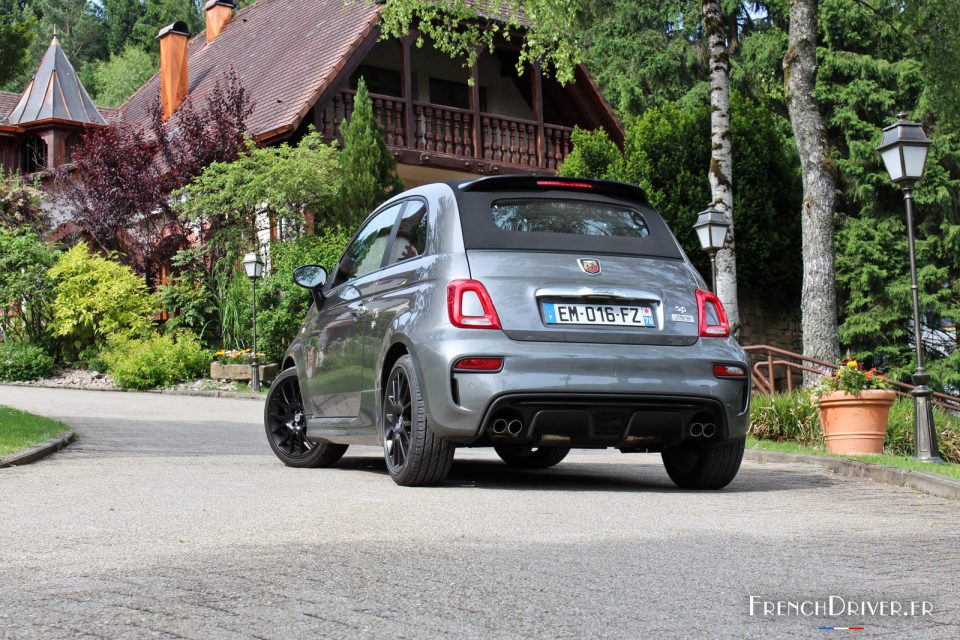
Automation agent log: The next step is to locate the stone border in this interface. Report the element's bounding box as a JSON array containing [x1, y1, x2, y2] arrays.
[[745, 449, 960, 502], [2, 381, 263, 400], [0, 431, 76, 468]]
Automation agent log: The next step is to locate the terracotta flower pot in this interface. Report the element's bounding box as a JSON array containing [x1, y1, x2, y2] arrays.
[[817, 389, 896, 455]]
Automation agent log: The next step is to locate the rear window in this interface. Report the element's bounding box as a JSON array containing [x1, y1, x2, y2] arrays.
[[491, 199, 650, 238], [451, 189, 683, 260]]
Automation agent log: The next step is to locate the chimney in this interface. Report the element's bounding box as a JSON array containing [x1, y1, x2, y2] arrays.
[[157, 21, 190, 120], [204, 0, 235, 43]]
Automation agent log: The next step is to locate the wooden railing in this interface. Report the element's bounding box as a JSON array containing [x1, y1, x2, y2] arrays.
[[414, 102, 474, 156], [318, 88, 574, 170], [744, 344, 960, 411]]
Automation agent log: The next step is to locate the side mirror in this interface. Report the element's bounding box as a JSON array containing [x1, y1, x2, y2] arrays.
[[293, 264, 327, 307]]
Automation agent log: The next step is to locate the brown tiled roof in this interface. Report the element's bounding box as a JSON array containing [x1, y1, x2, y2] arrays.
[[0, 91, 21, 123], [120, 0, 380, 138]]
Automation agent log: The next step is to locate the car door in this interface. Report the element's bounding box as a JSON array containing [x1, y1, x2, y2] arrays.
[[359, 198, 431, 413], [305, 203, 403, 419]]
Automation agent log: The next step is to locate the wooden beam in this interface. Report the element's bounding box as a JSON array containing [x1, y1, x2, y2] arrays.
[[469, 60, 481, 159], [401, 33, 415, 148], [531, 63, 544, 168]]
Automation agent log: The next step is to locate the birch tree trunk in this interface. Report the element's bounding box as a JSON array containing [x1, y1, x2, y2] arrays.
[[783, 0, 840, 373], [703, 0, 740, 332]]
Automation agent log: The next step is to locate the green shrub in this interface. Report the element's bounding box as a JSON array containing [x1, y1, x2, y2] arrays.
[[100, 332, 212, 390], [0, 229, 57, 343], [749, 391, 823, 447], [256, 228, 351, 361], [750, 392, 960, 463], [47, 243, 157, 364], [0, 342, 55, 381]]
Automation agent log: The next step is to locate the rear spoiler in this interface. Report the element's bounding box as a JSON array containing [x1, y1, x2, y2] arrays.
[[456, 175, 650, 206]]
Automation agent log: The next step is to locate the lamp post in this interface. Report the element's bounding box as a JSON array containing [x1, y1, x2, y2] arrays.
[[243, 251, 265, 392], [693, 207, 730, 292], [877, 113, 943, 463]]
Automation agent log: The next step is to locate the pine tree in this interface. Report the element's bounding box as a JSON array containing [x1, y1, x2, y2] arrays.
[[336, 78, 404, 228]]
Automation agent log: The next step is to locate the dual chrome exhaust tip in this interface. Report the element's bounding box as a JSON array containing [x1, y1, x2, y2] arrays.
[[688, 422, 717, 438], [491, 417, 524, 437]]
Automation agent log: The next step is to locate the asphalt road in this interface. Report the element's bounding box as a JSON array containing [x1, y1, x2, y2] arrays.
[[1, 385, 959, 639]]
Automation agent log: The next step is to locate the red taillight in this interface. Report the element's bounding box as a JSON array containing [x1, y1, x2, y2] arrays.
[[453, 357, 504, 372], [447, 279, 502, 329], [713, 364, 746, 378], [536, 179, 593, 189], [696, 289, 730, 338]]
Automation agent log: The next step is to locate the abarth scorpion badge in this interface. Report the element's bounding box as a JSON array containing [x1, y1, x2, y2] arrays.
[[578, 258, 601, 275]]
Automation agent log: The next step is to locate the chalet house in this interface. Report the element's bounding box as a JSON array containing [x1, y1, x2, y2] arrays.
[[0, 0, 621, 187]]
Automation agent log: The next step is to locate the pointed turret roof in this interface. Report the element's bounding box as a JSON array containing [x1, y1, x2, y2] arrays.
[[7, 35, 106, 126]]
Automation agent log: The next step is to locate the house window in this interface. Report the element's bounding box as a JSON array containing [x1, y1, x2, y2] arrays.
[[429, 78, 487, 111], [21, 137, 47, 173], [350, 65, 402, 97], [64, 134, 81, 164]]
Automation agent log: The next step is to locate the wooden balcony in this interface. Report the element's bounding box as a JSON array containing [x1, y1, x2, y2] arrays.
[[318, 89, 573, 175]]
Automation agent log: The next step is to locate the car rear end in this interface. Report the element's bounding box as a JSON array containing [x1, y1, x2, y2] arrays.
[[417, 176, 750, 454]]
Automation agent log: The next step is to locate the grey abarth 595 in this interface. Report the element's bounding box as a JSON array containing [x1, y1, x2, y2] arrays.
[[264, 175, 750, 488]]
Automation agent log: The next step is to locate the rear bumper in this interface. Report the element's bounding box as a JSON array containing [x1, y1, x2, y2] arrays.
[[479, 393, 732, 451], [409, 326, 750, 445]]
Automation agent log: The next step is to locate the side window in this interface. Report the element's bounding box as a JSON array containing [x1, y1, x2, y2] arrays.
[[386, 200, 428, 266], [333, 204, 403, 287]]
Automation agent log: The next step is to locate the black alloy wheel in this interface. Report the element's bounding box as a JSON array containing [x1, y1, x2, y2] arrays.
[[264, 368, 348, 468], [382, 355, 454, 486]]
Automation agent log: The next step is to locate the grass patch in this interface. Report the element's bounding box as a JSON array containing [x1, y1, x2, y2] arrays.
[[234, 381, 270, 395], [0, 406, 69, 457], [746, 436, 960, 481]]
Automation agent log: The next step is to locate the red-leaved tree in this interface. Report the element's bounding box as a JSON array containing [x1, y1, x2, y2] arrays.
[[57, 70, 253, 279]]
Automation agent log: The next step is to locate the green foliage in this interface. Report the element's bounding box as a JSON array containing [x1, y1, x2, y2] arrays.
[[256, 228, 352, 361], [0, 0, 37, 88], [0, 228, 57, 343], [128, 0, 201, 53], [47, 243, 156, 363], [555, 127, 620, 180], [157, 248, 216, 343], [0, 174, 47, 234], [559, 96, 802, 306], [751, 392, 960, 464], [91, 45, 156, 107], [377, 0, 584, 85], [0, 341, 55, 382], [210, 265, 252, 352], [100, 331, 212, 390], [337, 79, 404, 227], [102, 0, 142, 55], [810, 360, 888, 396], [749, 391, 822, 448], [175, 130, 341, 257], [579, 0, 705, 116]]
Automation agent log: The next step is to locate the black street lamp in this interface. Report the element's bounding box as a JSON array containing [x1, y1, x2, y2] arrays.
[[877, 113, 943, 463], [693, 206, 730, 292], [243, 251, 265, 392]]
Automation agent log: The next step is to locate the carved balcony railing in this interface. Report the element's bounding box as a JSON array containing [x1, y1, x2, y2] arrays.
[[317, 88, 575, 172]]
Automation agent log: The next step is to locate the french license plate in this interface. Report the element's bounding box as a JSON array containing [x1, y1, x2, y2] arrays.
[[542, 302, 656, 327]]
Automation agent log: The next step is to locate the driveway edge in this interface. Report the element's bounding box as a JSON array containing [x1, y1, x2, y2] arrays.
[[0, 431, 76, 468], [745, 449, 960, 501], [1, 382, 263, 400]]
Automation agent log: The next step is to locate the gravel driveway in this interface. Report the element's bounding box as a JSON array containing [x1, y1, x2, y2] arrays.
[[1, 385, 958, 639]]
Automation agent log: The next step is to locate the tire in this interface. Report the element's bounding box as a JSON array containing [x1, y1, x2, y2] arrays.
[[382, 355, 455, 486], [494, 444, 570, 469], [661, 436, 745, 490], [265, 368, 348, 468]]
